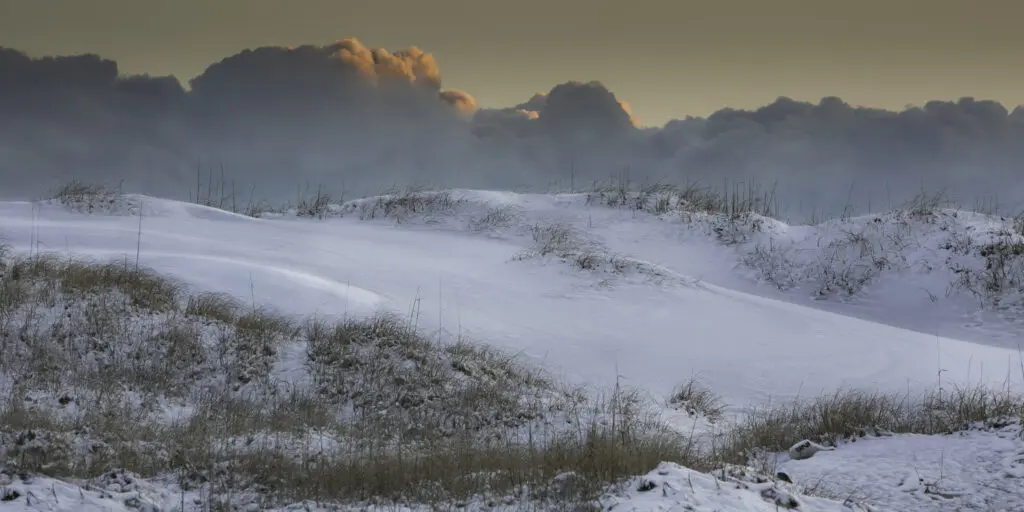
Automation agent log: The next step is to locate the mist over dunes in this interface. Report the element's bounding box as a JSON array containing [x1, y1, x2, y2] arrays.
[[3, 37, 1024, 217]]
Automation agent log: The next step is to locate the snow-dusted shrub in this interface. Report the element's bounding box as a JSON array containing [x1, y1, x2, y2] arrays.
[[468, 205, 520, 232], [343, 188, 467, 223], [295, 186, 333, 219], [743, 240, 800, 291], [947, 226, 1024, 309], [707, 212, 767, 246], [529, 222, 588, 257], [50, 180, 129, 214]]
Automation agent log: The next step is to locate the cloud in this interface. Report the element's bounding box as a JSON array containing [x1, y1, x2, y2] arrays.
[[2, 40, 1024, 218], [515, 92, 547, 113], [471, 81, 637, 142], [333, 39, 441, 89], [538, 81, 636, 137], [0, 47, 118, 91], [184, 38, 460, 134], [439, 89, 478, 116]]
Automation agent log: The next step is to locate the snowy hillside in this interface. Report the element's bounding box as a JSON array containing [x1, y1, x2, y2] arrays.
[[577, 186, 1024, 348], [1, 183, 1023, 510]]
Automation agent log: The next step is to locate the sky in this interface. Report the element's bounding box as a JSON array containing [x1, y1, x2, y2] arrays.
[[2, 0, 1022, 126]]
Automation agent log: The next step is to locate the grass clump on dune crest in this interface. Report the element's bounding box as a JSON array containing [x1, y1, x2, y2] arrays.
[[51, 179, 120, 208], [342, 188, 467, 223], [586, 179, 779, 219]]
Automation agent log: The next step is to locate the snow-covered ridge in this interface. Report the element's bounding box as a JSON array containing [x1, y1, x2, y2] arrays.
[[274, 186, 1024, 343], [21, 185, 1024, 393], [256, 186, 1024, 315], [3, 184, 1024, 510]]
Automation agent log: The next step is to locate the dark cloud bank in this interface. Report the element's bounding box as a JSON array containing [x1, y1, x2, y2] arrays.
[[3, 38, 1024, 219]]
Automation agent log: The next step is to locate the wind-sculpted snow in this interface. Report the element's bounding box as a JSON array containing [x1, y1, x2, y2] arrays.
[[572, 188, 1024, 348], [4, 188, 1024, 509], [774, 421, 1024, 511], [2, 190, 1021, 412]]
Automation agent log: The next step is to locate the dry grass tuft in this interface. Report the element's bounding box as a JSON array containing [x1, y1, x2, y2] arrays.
[[667, 378, 726, 423]]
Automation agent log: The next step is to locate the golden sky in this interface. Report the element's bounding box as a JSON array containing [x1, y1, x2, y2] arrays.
[[2, 0, 1021, 126]]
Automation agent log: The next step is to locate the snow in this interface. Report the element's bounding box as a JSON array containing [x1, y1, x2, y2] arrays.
[[1, 193, 1020, 411], [0, 462, 886, 511], [591, 202, 1024, 349], [0, 470, 190, 512], [605, 462, 883, 511], [774, 422, 1024, 511], [2, 188, 1024, 510]]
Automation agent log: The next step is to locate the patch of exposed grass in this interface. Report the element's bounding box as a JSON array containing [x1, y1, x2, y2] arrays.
[[717, 385, 1024, 465], [5, 254, 183, 311], [0, 373, 701, 509], [185, 291, 241, 324], [224, 416, 695, 508], [305, 313, 577, 444]]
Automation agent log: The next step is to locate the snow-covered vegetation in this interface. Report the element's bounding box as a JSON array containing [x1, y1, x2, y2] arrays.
[[2, 181, 1024, 510]]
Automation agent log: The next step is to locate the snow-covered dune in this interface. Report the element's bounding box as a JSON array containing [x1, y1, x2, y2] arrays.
[[5, 189, 1024, 511], [1, 193, 1019, 413], [571, 189, 1024, 349]]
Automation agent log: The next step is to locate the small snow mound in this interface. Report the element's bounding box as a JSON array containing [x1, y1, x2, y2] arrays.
[[778, 426, 1024, 511], [605, 462, 883, 511], [0, 468, 175, 511], [788, 439, 836, 460]]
